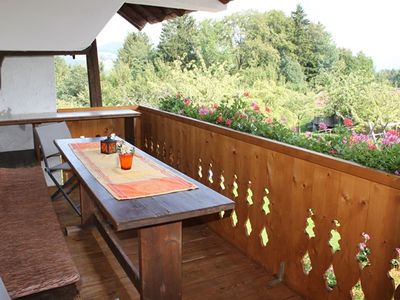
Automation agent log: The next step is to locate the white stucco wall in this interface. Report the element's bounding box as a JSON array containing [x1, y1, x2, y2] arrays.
[[0, 0, 125, 51], [0, 56, 56, 152]]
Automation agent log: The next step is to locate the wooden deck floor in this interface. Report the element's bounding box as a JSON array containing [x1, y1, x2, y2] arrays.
[[53, 194, 302, 300]]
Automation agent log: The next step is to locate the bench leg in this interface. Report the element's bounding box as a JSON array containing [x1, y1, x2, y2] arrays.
[[138, 222, 182, 300], [79, 183, 95, 226]]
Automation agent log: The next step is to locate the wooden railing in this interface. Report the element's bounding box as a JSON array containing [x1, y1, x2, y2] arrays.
[[138, 106, 400, 300]]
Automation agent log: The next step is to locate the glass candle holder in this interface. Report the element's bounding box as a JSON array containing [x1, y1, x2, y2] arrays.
[[119, 153, 134, 170]]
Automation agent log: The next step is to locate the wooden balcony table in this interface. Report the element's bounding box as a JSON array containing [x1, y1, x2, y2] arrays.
[[55, 137, 234, 300]]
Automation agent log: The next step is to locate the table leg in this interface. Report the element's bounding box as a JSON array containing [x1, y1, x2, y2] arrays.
[[79, 183, 95, 226], [139, 222, 182, 300], [124, 117, 135, 145]]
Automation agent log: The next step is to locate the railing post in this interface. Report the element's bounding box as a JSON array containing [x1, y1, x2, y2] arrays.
[[134, 115, 142, 149]]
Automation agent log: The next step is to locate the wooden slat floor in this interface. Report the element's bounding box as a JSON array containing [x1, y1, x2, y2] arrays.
[[52, 195, 302, 300]]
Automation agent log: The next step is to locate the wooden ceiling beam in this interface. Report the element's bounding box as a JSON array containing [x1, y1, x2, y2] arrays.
[[138, 5, 168, 23], [118, 4, 147, 30], [128, 4, 156, 23], [118, 3, 192, 30]]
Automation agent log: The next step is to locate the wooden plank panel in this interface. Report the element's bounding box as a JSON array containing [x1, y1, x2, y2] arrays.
[[332, 175, 370, 299], [67, 118, 125, 139], [285, 159, 315, 293], [307, 166, 341, 299], [245, 145, 268, 264], [361, 184, 400, 299]]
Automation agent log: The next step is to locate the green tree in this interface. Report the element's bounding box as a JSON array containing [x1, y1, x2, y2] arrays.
[[195, 19, 235, 68], [337, 49, 374, 76], [55, 57, 89, 107], [224, 10, 294, 78], [101, 62, 136, 106], [115, 32, 154, 79], [377, 69, 400, 88], [291, 5, 310, 67], [157, 15, 199, 65], [316, 65, 400, 125], [291, 5, 337, 81], [280, 53, 306, 88]]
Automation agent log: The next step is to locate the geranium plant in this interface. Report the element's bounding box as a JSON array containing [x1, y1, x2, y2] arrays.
[[158, 93, 400, 175], [356, 232, 371, 269]]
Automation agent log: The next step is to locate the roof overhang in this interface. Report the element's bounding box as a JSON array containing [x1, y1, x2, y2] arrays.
[[0, 0, 232, 52], [125, 0, 228, 12]]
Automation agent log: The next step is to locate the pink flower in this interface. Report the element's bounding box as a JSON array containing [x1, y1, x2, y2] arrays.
[[198, 106, 210, 116], [305, 132, 312, 139], [362, 232, 370, 241], [395, 170, 400, 176], [265, 106, 272, 113], [183, 98, 191, 106], [350, 132, 369, 145], [343, 118, 353, 127], [382, 130, 400, 146], [368, 143, 377, 150], [388, 130, 400, 136], [265, 117, 273, 124], [225, 118, 232, 127], [359, 242, 367, 251], [329, 149, 337, 155], [319, 122, 328, 131], [251, 101, 260, 112], [216, 115, 224, 123]]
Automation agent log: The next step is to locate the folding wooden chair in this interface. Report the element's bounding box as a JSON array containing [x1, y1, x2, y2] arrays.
[[34, 122, 81, 216]]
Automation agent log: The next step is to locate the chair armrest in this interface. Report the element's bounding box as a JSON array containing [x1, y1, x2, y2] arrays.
[[0, 277, 11, 300]]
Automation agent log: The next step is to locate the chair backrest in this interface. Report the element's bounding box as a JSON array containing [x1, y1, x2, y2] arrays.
[[34, 122, 72, 159]]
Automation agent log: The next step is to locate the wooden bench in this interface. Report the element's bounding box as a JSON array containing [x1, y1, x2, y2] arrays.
[[0, 167, 80, 299]]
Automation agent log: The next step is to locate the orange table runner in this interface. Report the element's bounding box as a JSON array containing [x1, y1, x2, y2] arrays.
[[70, 142, 197, 200]]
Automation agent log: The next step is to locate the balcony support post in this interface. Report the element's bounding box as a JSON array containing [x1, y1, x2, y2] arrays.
[[86, 40, 102, 107]]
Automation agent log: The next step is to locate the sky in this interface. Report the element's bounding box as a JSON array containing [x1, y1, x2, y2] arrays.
[[95, 0, 400, 71]]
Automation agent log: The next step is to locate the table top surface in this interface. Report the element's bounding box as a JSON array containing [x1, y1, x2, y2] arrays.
[[55, 137, 234, 231], [0, 109, 140, 125]]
